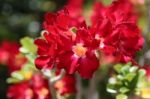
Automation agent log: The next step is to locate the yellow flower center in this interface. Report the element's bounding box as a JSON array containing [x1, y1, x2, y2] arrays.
[[73, 43, 87, 57]]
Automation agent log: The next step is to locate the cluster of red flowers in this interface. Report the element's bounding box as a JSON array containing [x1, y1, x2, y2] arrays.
[[35, 0, 144, 79], [7, 73, 76, 99], [0, 41, 27, 73], [91, 0, 144, 63], [7, 73, 51, 99]]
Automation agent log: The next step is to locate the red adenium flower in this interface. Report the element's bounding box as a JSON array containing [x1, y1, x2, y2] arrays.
[[57, 22, 99, 78], [7, 73, 51, 99], [91, 0, 144, 63], [35, 10, 99, 79]]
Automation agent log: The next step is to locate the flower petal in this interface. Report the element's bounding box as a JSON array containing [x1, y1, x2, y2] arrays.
[[35, 56, 50, 69], [78, 51, 99, 79]]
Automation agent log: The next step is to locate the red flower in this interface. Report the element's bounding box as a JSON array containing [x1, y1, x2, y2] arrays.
[[0, 41, 19, 64], [35, 10, 99, 79], [66, 0, 84, 26], [0, 41, 27, 73], [7, 73, 51, 99], [7, 82, 34, 99], [31, 74, 51, 99], [54, 74, 76, 95], [92, 0, 144, 63], [91, 2, 107, 27], [57, 22, 99, 78], [66, 0, 84, 17], [43, 10, 70, 33]]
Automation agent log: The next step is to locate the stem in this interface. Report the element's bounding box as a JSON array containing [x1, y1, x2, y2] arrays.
[[87, 76, 99, 99], [42, 69, 66, 99], [76, 74, 83, 99], [50, 69, 65, 83], [49, 79, 57, 99]]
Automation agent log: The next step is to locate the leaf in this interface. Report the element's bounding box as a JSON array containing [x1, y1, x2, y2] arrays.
[[107, 88, 117, 93], [129, 66, 138, 73], [119, 87, 129, 93], [22, 63, 37, 71], [116, 94, 128, 99], [138, 69, 146, 77], [20, 37, 37, 54], [114, 64, 122, 73], [125, 73, 136, 82], [7, 63, 36, 84], [102, 0, 112, 6], [7, 78, 21, 84], [25, 54, 36, 64], [117, 75, 124, 80], [11, 71, 24, 80], [107, 84, 117, 93], [121, 65, 130, 75]]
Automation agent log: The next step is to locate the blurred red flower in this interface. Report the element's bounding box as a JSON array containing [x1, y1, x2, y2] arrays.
[[7, 73, 51, 99], [54, 74, 76, 95], [0, 41, 27, 73]]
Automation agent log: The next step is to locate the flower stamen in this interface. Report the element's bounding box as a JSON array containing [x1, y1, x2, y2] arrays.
[[72, 43, 87, 57]]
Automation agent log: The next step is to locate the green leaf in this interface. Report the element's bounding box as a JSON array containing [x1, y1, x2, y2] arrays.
[[117, 75, 124, 80], [11, 71, 24, 80], [138, 69, 146, 77], [116, 94, 128, 99], [107, 84, 117, 93], [7, 78, 21, 84], [114, 64, 122, 73], [125, 73, 136, 82], [119, 87, 129, 93], [25, 54, 36, 64], [129, 66, 138, 73], [7, 63, 37, 84], [121, 65, 130, 75], [102, 0, 112, 6], [20, 37, 37, 54], [22, 63, 37, 71]]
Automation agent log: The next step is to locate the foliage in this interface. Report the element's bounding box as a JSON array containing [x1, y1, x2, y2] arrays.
[[107, 63, 146, 98]]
